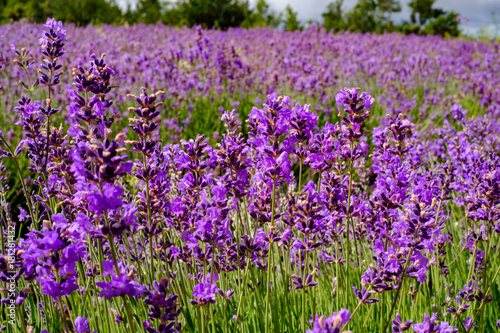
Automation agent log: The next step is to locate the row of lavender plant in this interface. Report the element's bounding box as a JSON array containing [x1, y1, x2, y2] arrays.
[[1, 20, 500, 144], [0, 19, 499, 333]]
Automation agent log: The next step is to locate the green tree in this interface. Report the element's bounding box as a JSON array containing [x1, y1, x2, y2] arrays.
[[60, 0, 123, 25], [283, 4, 301, 31], [378, 0, 401, 29], [424, 11, 460, 36], [124, 2, 139, 24], [409, 0, 444, 25], [161, 2, 183, 26], [241, 0, 281, 28], [322, 0, 345, 32], [1, 0, 51, 23], [1, 0, 123, 25], [344, 0, 379, 33], [175, 0, 250, 29], [136, 0, 162, 24], [407, 0, 459, 37], [342, 0, 403, 33]]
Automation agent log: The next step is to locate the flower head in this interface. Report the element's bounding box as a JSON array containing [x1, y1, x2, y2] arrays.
[[74, 316, 90, 333], [307, 309, 350, 333]]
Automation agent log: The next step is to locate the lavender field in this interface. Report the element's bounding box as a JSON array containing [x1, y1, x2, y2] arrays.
[[0, 19, 499, 333]]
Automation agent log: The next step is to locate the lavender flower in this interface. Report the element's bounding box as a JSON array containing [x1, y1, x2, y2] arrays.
[[190, 273, 221, 306], [74, 316, 91, 333], [307, 309, 350, 333], [412, 314, 457, 333]]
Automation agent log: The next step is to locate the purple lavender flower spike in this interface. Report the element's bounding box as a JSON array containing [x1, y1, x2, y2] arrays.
[[307, 309, 350, 333], [412, 314, 457, 333], [190, 274, 221, 306], [392, 313, 413, 332], [74, 316, 91, 333]]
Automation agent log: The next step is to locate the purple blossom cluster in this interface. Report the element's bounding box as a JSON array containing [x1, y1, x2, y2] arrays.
[[0, 19, 499, 333]]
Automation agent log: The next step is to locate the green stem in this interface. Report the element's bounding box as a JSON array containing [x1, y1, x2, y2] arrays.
[[282, 245, 291, 331], [379, 292, 386, 332], [0, 137, 35, 224], [264, 177, 277, 333], [434, 187, 446, 225], [479, 226, 491, 331], [265, 242, 274, 333], [102, 185, 137, 331], [97, 239, 104, 276], [44, 115, 50, 175], [236, 203, 242, 296], [302, 249, 309, 332], [250, 267, 265, 330], [208, 220, 217, 333], [201, 306, 205, 333], [18, 303, 28, 332], [466, 263, 500, 332], [346, 166, 352, 271], [298, 158, 303, 191], [335, 239, 340, 312], [360, 303, 375, 333], [224, 272, 228, 333], [234, 258, 251, 328], [341, 286, 373, 331], [143, 153, 155, 281], [58, 296, 70, 332], [44, 72, 52, 176], [448, 246, 467, 267], [466, 243, 478, 284], [346, 153, 360, 269], [312, 254, 317, 327], [382, 248, 414, 333], [345, 155, 356, 309], [397, 271, 407, 315]]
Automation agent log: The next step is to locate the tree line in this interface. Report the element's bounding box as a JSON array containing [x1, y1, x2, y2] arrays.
[[0, 0, 461, 36]]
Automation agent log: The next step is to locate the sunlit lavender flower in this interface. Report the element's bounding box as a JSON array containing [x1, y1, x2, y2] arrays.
[[190, 274, 221, 306], [74, 316, 90, 333], [412, 314, 457, 333], [307, 309, 350, 333]]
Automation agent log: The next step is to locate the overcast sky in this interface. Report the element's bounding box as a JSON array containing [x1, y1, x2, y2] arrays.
[[118, 0, 500, 35]]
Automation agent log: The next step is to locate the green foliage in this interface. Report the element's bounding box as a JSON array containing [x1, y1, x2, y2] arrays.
[[324, 0, 461, 37], [0, 0, 124, 25], [378, 0, 401, 14], [339, 0, 402, 34], [241, 0, 281, 28], [1, 0, 51, 23], [409, 0, 444, 24], [423, 11, 460, 37], [344, 0, 379, 33], [136, 0, 162, 24], [322, 0, 345, 33], [378, 0, 401, 29], [123, 3, 139, 24], [401, 0, 459, 37], [283, 4, 301, 31], [171, 0, 250, 29], [399, 22, 422, 35]]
